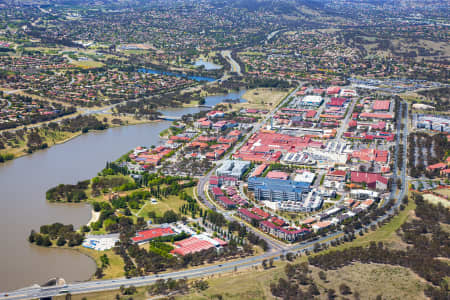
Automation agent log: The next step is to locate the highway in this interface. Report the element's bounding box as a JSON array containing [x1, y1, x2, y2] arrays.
[[220, 50, 242, 76]]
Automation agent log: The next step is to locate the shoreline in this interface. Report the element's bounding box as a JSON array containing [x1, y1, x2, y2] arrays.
[[0, 117, 162, 164], [87, 209, 100, 226]]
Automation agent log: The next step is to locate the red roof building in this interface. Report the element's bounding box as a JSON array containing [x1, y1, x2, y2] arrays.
[[217, 196, 236, 209], [359, 112, 394, 120], [327, 86, 341, 95], [251, 164, 268, 177], [131, 227, 175, 244], [351, 171, 388, 190], [238, 208, 262, 223], [328, 97, 346, 107], [211, 187, 224, 199], [372, 100, 391, 111], [251, 207, 270, 219], [171, 237, 216, 256], [427, 163, 447, 171], [351, 149, 389, 163], [305, 110, 317, 118], [266, 171, 290, 180]]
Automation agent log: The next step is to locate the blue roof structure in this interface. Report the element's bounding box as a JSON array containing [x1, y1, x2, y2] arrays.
[[248, 176, 311, 193]]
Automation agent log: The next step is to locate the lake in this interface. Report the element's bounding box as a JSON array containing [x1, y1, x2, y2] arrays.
[[193, 59, 222, 70]]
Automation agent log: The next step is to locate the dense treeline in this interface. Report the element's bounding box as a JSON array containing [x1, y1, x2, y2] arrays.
[[46, 180, 89, 202], [60, 115, 108, 133], [28, 223, 85, 247], [114, 89, 204, 116]]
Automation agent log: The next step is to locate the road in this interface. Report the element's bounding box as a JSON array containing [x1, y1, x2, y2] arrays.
[[221, 50, 242, 76], [335, 96, 357, 141], [387, 101, 408, 206]]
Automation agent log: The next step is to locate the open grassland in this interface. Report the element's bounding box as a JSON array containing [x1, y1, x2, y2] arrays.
[[70, 60, 105, 69], [78, 247, 125, 279], [310, 263, 427, 300], [179, 263, 286, 300], [237, 88, 288, 110], [432, 187, 450, 198], [134, 193, 186, 219], [423, 193, 450, 208]]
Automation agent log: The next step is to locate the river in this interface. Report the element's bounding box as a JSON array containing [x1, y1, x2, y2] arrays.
[[0, 90, 247, 292]]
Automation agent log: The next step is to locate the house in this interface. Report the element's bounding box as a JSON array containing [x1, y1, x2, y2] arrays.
[[259, 220, 280, 236], [359, 112, 394, 120], [227, 130, 242, 139], [351, 149, 389, 163], [251, 164, 268, 177], [279, 228, 310, 241]]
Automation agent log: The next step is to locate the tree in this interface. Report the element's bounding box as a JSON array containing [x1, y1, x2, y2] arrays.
[[28, 230, 36, 243], [318, 270, 327, 281], [327, 288, 336, 299], [56, 236, 66, 246], [339, 283, 351, 295], [95, 267, 104, 279], [262, 259, 268, 269], [42, 236, 52, 247]]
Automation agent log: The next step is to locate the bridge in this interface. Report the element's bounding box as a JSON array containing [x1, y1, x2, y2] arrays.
[[158, 115, 182, 121]]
